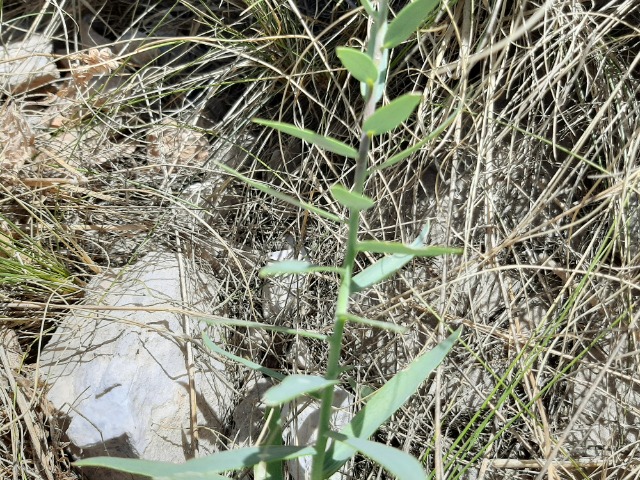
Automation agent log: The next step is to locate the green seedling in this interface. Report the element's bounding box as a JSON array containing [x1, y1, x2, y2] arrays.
[[76, 0, 462, 478]]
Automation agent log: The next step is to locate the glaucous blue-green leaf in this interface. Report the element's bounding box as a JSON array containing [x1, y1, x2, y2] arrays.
[[357, 240, 462, 256], [263, 375, 338, 406], [200, 318, 326, 342], [360, 0, 375, 16], [351, 224, 430, 292], [203, 335, 326, 401], [371, 106, 461, 173], [384, 0, 441, 48], [261, 260, 312, 276], [322, 328, 461, 476], [330, 184, 375, 211], [253, 119, 357, 158], [218, 163, 343, 223], [328, 433, 426, 480], [340, 313, 407, 333], [336, 47, 378, 86], [256, 406, 283, 480], [260, 261, 344, 277], [362, 17, 388, 102], [75, 446, 316, 479], [204, 333, 286, 380], [363, 94, 421, 135], [195, 314, 324, 337]]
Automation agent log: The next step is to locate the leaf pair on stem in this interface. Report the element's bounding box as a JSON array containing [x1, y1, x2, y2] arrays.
[[76, 0, 461, 478]]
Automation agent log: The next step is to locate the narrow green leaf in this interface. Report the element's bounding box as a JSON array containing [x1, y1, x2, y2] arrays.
[[203, 333, 286, 381], [357, 240, 463, 256], [322, 328, 461, 476], [253, 119, 357, 158], [336, 47, 378, 86], [341, 313, 408, 334], [203, 335, 324, 401], [369, 46, 389, 103], [260, 261, 344, 277], [258, 406, 284, 480], [200, 317, 328, 340], [75, 446, 316, 478], [328, 433, 426, 480], [263, 375, 338, 406], [371, 107, 461, 173], [351, 224, 430, 292], [363, 94, 422, 135], [360, 0, 375, 16], [218, 163, 344, 224], [330, 184, 375, 211], [261, 260, 311, 275], [384, 0, 441, 49]]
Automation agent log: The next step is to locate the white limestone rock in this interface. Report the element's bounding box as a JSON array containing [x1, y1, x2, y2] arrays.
[[39, 252, 233, 479], [231, 377, 274, 447], [262, 248, 307, 324], [0, 34, 59, 93], [283, 388, 355, 480]]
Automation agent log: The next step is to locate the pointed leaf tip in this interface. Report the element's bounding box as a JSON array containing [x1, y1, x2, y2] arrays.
[[253, 119, 357, 158], [363, 94, 422, 136], [330, 184, 375, 211], [328, 433, 426, 480], [384, 0, 441, 48], [263, 375, 338, 406], [336, 47, 378, 86]]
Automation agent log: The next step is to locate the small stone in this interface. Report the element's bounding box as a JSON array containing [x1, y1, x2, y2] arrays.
[[39, 252, 233, 479], [262, 248, 307, 324], [283, 388, 354, 480], [0, 103, 34, 173], [0, 34, 59, 93], [231, 377, 274, 446], [146, 119, 210, 175]]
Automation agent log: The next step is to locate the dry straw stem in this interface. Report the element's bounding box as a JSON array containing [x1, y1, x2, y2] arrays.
[[1, 0, 639, 478]]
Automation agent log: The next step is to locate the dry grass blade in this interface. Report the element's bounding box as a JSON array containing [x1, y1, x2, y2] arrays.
[[1, 0, 638, 478]]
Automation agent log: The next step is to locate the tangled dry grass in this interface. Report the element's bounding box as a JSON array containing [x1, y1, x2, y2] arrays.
[[1, 0, 639, 478]]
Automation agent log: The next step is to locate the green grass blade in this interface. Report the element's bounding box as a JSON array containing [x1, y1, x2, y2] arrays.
[[253, 119, 358, 158], [330, 184, 375, 211], [75, 446, 316, 478], [341, 313, 408, 334], [258, 406, 284, 480], [328, 433, 426, 480], [263, 375, 339, 406], [363, 94, 422, 135], [218, 163, 344, 223], [203, 335, 324, 402], [336, 47, 378, 86], [200, 316, 328, 340], [351, 224, 430, 292], [371, 107, 460, 173], [357, 240, 463, 256], [260, 261, 344, 277], [384, 0, 441, 48], [203, 333, 286, 381], [322, 328, 461, 476], [261, 260, 313, 275], [360, 0, 375, 16], [370, 47, 389, 103]]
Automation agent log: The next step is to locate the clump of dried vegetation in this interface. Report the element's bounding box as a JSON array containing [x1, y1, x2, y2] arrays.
[[0, 0, 638, 479]]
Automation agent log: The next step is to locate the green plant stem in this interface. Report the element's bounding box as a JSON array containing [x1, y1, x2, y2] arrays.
[[310, 3, 389, 477], [311, 177, 365, 479], [311, 92, 381, 480]]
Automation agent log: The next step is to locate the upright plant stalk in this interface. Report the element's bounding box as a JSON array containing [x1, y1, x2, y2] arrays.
[[75, 0, 462, 478], [311, 4, 389, 478]]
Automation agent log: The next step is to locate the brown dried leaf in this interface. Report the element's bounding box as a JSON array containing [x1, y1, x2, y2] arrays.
[[0, 103, 35, 172]]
